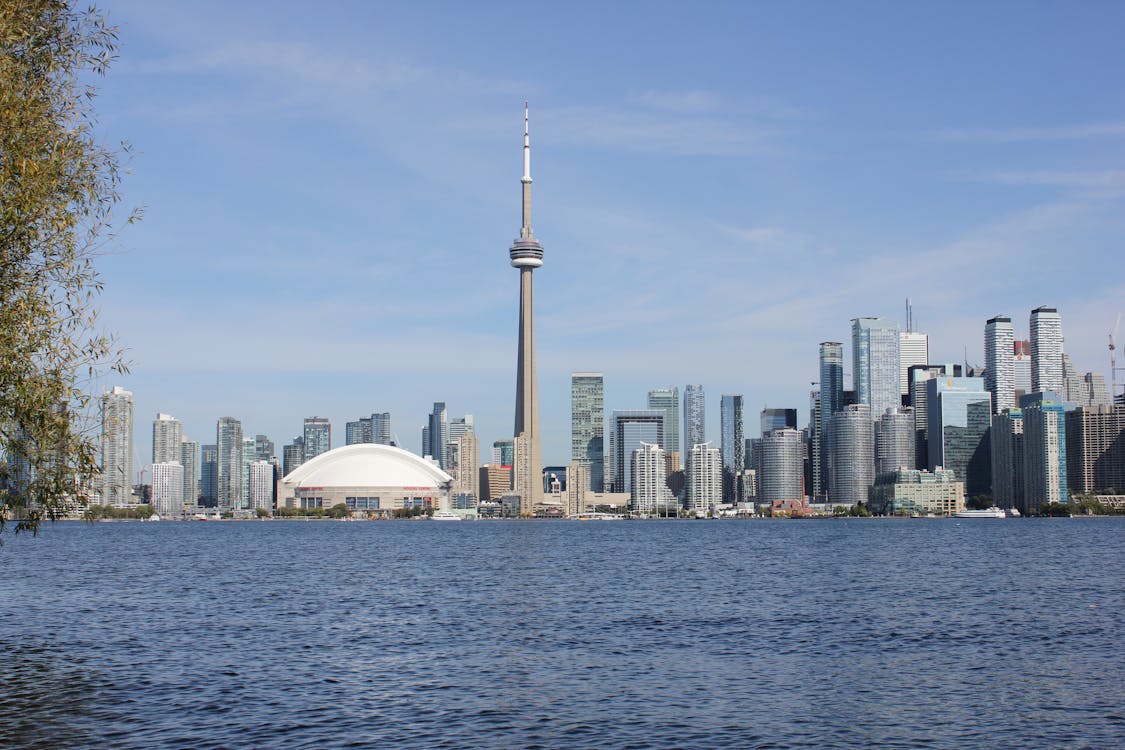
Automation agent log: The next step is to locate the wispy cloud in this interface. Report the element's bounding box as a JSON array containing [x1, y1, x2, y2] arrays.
[[930, 120, 1125, 142], [951, 169, 1125, 189], [628, 89, 721, 113]]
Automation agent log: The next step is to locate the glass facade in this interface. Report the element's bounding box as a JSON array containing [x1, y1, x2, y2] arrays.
[[927, 377, 992, 495], [571, 373, 605, 491], [610, 410, 664, 494], [720, 395, 744, 502], [852, 318, 901, 420]]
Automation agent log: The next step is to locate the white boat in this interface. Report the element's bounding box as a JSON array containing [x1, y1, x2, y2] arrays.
[[431, 510, 463, 521], [953, 506, 1006, 519], [1007, 507, 1021, 517]]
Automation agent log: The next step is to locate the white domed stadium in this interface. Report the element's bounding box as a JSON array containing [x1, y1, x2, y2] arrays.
[[280, 444, 452, 515]]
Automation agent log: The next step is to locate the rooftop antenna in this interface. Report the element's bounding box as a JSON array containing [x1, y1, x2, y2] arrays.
[[1111, 313, 1123, 402], [905, 298, 913, 333]]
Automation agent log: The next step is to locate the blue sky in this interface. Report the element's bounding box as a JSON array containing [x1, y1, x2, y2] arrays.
[[91, 1, 1125, 470]]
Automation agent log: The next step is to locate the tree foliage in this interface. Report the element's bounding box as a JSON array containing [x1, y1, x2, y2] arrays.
[[0, 1, 133, 537]]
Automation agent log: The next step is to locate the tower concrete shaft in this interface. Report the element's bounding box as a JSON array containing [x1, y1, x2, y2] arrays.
[[510, 103, 544, 513]]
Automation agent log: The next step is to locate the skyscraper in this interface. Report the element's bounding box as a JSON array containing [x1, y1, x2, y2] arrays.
[[454, 431, 480, 503], [240, 436, 255, 509], [927, 377, 992, 495], [630, 442, 674, 514], [759, 428, 805, 504], [1021, 392, 1068, 511], [492, 438, 514, 467], [809, 389, 823, 499], [423, 402, 448, 467], [875, 407, 915, 474], [282, 437, 304, 477], [760, 408, 797, 435], [254, 434, 274, 461], [1030, 306, 1063, 394], [150, 461, 184, 518], [510, 103, 545, 514], [180, 439, 199, 506], [571, 373, 605, 491], [683, 385, 706, 459], [720, 394, 744, 502], [447, 414, 474, 470], [985, 315, 1015, 414], [610, 410, 664, 494], [152, 413, 182, 464], [302, 417, 331, 462], [248, 460, 274, 512], [216, 417, 243, 511], [991, 409, 1024, 511], [899, 331, 930, 396], [819, 342, 844, 494], [686, 441, 721, 515], [99, 386, 133, 506], [853, 317, 901, 419], [647, 387, 680, 466], [1065, 404, 1125, 493], [200, 444, 217, 506], [828, 403, 874, 506]]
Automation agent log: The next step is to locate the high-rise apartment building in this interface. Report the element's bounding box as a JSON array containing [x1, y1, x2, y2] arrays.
[[760, 408, 797, 436], [492, 438, 514, 467], [875, 407, 915, 474], [1065, 404, 1125, 493], [647, 387, 680, 467], [447, 414, 474, 470], [248, 460, 274, 512], [282, 437, 304, 477], [819, 343, 844, 494], [609, 410, 664, 495], [758, 429, 805, 504], [180, 439, 199, 506], [927, 377, 992, 495], [152, 413, 182, 464], [454, 431, 480, 502], [423, 402, 448, 468], [828, 403, 874, 506], [570, 373, 605, 492], [200, 444, 217, 506], [686, 441, 722, 515], [302, 417, 331, 462], [1030, 306, 1063, 394], [630, 442, 674, 514], [254, 434, 274, 461], [216, 416, 243, 511], [720, 395, 744, 502], [852, 317, 901, 419], [151, 461, 184, 518], [899, 331, 929, 396], [479, 464, 513, 503], [683, 385, 706, 459], [991, 409, 1025, 511], [240, 436, 255, 509], [985, 315, 1016, 414], [99, 386, 134, 506], [1021, 392, 1068, 511], [809, 390, 823, 499]]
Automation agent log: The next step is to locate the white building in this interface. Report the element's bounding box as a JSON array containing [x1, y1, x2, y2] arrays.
[[1030, 306, 1063, 394], [151, 461, 184, 518], [249, 460, 274, 512], [152, 413, 182, 464], [899, 331, 929, 396], [984, 315, 1015, 413], [631, 442, 675, 514], [686, 441, 722, 514], [758, 429, 805, 504]]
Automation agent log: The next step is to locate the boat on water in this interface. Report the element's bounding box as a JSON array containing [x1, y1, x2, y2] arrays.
[[953, 506, 1006, 519], [431, 510, 463, 521]]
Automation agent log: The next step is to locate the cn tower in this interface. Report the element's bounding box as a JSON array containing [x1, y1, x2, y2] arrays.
[[510, 103, 544, 514]]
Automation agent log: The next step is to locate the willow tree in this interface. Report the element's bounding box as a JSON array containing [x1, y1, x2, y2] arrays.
[[0, 1, 134, 537]]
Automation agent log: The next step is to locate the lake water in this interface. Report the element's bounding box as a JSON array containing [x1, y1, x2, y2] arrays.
[[1, 518, 1122, 749]]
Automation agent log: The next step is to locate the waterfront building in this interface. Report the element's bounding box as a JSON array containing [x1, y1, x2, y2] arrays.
[[852, 318, 901, 420], [1030, 306, 1063, 394], [758, 429, 805, 504], [927, 377, 991, 495], [509, 104, 545, 515], [1065, 405, 1125, 493], [152, 413, 182, 464], [512, 433, 534, 514], [985, 315, 1015, 414], [303, 417, 331, 463], [991, 409, 1025, 510], [240, 436, 255, 508], [647, 387, 680, 467], [875, 407, 915, 474], [899, 331, 930, 396], [200, 444, 217, 506], [479, 463, 513, 503], [216, 416, 243, 511], [630, 442, 675, 514], [565, 460, 589, 516], [871, 468, 964, 516], [609, 410, 664, 495], [282, 437, 304, 477], [810, 390, 824, 500], [819, 342, 844, 493], [180, 439, 199, 506], [720, 395, 745, 502], [248, 460, 274, 512], [1021, 392, 1068, 511], [683, 385, 706, 462], [279, 444, 453, 514], [571, 373, 605, 491], [828, 404, 874, 506], [150, 461, 184, 518], [99, 386, 134, 507], [686, 441, 722, 514]]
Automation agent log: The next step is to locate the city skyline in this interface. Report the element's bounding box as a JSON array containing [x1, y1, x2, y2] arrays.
[[87, 1, 1124, 468]]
